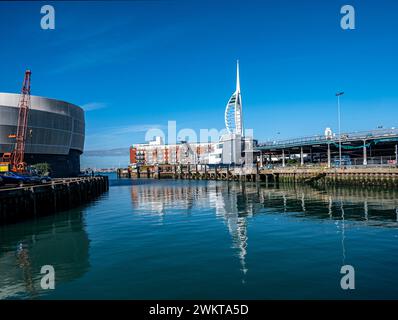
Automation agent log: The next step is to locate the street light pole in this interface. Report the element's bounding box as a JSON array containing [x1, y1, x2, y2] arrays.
[[336, 92, 344, 167], [395, 144, 398, 166]]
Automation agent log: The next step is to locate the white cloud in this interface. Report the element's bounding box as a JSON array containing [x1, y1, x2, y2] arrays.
[[82, 102, 108, 112]]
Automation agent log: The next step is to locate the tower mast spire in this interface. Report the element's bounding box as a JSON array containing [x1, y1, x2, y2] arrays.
[[224, 60, 244, 136], [235, 60, 243, 136], [236, 60, 240, 93]]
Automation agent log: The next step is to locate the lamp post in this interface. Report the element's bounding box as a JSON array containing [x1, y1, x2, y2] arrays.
[[336, 92, 345, 167], [395, 144, 398, 166]]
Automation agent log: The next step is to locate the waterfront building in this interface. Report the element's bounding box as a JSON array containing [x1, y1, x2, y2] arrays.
[[130, 137, 215, 166], [0, 93, 85, 177]]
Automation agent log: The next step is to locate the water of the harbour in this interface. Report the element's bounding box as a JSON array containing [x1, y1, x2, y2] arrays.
[[1, 173, 398, 299]]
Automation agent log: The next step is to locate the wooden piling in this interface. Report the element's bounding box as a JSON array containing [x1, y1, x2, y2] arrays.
[[0, 176, 109, 225]]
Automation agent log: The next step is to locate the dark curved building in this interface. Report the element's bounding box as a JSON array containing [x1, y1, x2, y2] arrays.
[[0, 93, 85, 177]]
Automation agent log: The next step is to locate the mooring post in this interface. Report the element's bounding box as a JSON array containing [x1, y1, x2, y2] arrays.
[[300, 147, 304, 166], [66, 182, 71, 208], [327, 143, 331, 168], [363, 140, 368, 166], [256, 162, 260, 182], [51, 184, 57, 212], [30, 187, 37, 217]]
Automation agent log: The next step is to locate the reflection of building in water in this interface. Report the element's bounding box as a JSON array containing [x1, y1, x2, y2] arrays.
[[260, 184, 398, 227], [0, 210, 90, 299], [131, 182, 213, 214], [130, 181, 398, 280], [130, 182, 264, 277]]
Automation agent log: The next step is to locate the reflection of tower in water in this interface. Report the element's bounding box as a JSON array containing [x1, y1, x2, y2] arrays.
[[214, 183, 254, 279], [228, 216, 249, 277], [130, 182, 254, 279], [130, 182, 398, 283]]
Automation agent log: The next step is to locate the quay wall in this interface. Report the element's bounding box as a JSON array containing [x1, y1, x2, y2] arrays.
[[269, 167, 398, 187], [119, 165, 398, 187], [0, 176, 109, 225]]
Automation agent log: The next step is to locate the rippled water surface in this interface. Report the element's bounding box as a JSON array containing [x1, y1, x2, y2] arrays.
[[1, 174, 398, 299]]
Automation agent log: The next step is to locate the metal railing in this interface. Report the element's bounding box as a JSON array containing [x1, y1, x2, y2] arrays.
[[264, 156, 397, 169], [257, 128, 398, 149], [0, 176, 105, 192]]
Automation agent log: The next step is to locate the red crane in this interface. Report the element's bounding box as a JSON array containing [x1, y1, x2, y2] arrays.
[[1, 70, 32, 173]]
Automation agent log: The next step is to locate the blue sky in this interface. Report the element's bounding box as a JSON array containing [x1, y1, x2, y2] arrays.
[[0, 0, 397, 162]]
